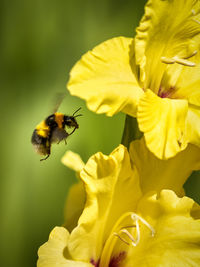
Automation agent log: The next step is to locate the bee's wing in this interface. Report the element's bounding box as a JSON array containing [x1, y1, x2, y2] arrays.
[[51, 128, 69, 143], [51, 92, 66, 114]]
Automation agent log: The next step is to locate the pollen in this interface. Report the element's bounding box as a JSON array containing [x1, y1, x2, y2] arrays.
[[114, 213, 155, 247]]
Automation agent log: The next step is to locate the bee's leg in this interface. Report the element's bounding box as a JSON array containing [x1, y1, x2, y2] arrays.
[[69, 127, 76, 135], [40, 141, 51, 161], [57, 138, 67, 144], [40, 154, 50, 161]]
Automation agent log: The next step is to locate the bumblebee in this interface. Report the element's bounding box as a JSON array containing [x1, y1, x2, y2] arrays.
[[31, 108, 81, 161]]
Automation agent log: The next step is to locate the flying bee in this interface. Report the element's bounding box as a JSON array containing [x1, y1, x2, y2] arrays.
[[31, 107, 82, 161]]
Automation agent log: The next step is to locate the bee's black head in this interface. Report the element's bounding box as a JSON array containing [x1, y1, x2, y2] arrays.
[[64, 116, 79, 128], [63, 108, 82, 129]]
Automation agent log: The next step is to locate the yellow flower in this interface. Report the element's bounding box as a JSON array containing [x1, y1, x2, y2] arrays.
[[67, 0, 200, 159], [61, 151, 86, 232], [37, 140, 200, 267]]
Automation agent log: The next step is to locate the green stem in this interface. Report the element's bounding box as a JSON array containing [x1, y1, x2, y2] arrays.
[[121, 115, 143, 148]]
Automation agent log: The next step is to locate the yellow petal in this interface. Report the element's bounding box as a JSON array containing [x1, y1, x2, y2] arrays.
[[61, 151, 86, 232], [67, 37, 143, 117], [186, 106, 200, 147], [125, 190, 200, 267], [61, 151, 85, 173], [137, 89, 188, 159], [67, 145, 142, 262], [135, 0, 200, 92], [171, 49, 200, 105], [37, 227, 92, 267], [63, 181, 86, 232], [129, 138, 200, 196]]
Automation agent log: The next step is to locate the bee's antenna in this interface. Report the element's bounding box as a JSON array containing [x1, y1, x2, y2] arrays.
[[74, 114, 83, 118], [73, 107, 82, 116]]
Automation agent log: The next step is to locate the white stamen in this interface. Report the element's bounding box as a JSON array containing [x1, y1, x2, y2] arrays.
[[161, 57, 175, 64], [183, 50, 197, 59], [113, 232, 130, 246], [192, 18, 200, 25], [121, 229, 137, 246], [131, 214, 155, 237], [191, 9, 196, 15], [161, 52, 196, 67], [135, 219, 140, 246], [175, 57, 196, 67], [114, 213, 155, 247]]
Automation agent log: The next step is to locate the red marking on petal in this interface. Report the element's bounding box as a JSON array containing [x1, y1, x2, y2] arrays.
[[90, 259, 99, 267], [109, 251, 126, 267], [158, 86, 175, 98]]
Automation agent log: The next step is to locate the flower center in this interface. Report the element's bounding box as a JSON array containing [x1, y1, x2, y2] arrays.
[[158, 86, 175, 98], [157, 50, 197, 98], [99, 212, 155, 267]]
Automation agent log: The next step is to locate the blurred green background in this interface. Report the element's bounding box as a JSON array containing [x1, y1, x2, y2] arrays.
[[0, 0, 199, 266]]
